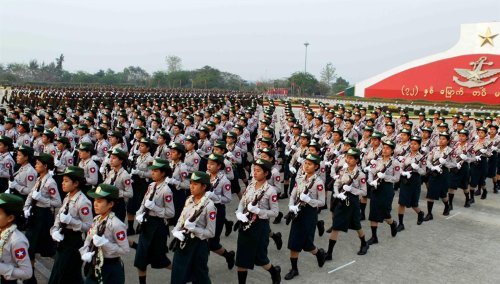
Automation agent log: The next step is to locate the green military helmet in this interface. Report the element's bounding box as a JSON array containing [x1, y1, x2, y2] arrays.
[[343, 138, 356, 147], [35, 153, 54, 168], [208, 153, 225, 164], [185, 135, 198, 144], [305, 153, 322, 165], [458, 129, 469, 136], [410, 136, 422, 143], [254, 158, 273, 172], [110, 148, 127, 160], [0, 193, 25, 212], [59, 166, 85, 180], [0, 136, 13, 148], [260, 147, 275, 159], [382, 140, 396, 149], [213, 140, 226, 151], [148, 158, 171, 170], [42, 129, 55, 139], [88, 184, 119, 200], [78, 142, 94, 152], [308, 140, 321, 150], [346, 148, 361, 159], [169, 142, 186, 154], [226, 131, 237, 138], [139, 137, 153, 148], [55, 136, 70, 146], [371, 132, 384, 139], [438, 132, 451, 139], [299, 132, 312, 140], [400, 129, 411, 135], [77, 124, 89, 131], [190, 171, 211, 186]]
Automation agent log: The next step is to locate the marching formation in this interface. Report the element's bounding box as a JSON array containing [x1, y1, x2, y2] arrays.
[[0, 86, 499, 284]]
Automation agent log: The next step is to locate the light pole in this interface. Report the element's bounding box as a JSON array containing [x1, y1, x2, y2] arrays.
[[304, 42, 309, 73]]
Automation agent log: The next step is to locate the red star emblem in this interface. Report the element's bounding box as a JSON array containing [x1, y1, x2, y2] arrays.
[[321, 168, 325, 173], [165, 195, 172, 202], [194, 159, 199, 164], [14, 248, 26, 260], [81, 207, 90, 215], [275, 176, 281, 182], [236, 152, 241, 157], [226, 167, 231, 172], [28, 175, 34, 182], [89, 167, 96, 173], [225, 184, 231, 191], [271, 195, 278, 202], [116, 231, 126, 241], [68, 159, 73, 164], [317, 184, 324, 191], [103, 147, 108, 152], [361, 178, 366, 184], [51, 150, 56, 155], [207, 147, 212, 151], [5, 163, 11, 168], [422, 161, 427, 165], [395, 166, 400, 171], [48, 188, 56, 195], [209, 211, 216, 220], [124, 179, 131, 185], [181, 172, 187, 178]]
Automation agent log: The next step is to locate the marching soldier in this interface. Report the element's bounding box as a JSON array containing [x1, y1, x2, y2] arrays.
[[31, 125, 44, 155], [367, 140, 400, 244], [53, 137, 75, 196], [133, 159, 175, 284], [152, 131, 170, 160], [78, 143, 99, 191], [7, 146, 36, 198], [41, 130, 57, 157], [103, 148, 133, 222], [470, 127, 491, 200], [284, 154, 326, 280], [184, 135, 201, 174], [93, 127, 111, 166], [128, 138, 154, 235], [360, 132, 383, 220], [0, 136, 15, 192], [486, 124, 499, 193], [424, 132, 454, 221], [80, 184, 130, 284], [196, 126, 212, 172], [49, 166, 93, 284], [15, 122, 31, 149], [447, 130, 473, 208], [234, 159, 281, 284], [23, 153, 62, 284], [170, 171, 216, 284], [326, 148, 369, 261], [397, 136, 426, 230], [167, 143, 190, 224], [0, 193, 33, 282]]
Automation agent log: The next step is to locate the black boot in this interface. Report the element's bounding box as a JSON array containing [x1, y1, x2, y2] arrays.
[[326, 226, 334, 234], [443, 201, 450, 216], [271, 232, 283, 250], [481, 188, 487, 200], [315, 248, 326, 268], [417, 211, 424, 225], [127, 227, 136, 236], [270, 265, 281, 284], [470, 191, 475, 204], [224, 220, 234, 237], [224, 250, 235, 270], [464, 193, 471, 208], [494, 182, 499, 194], [273, 212, 283, 224], [317, 220, 325, 237], [357, 243, 369, 255], [284, 269, 299, 280], [367, 236, 378, 245], [396, 222, 405, 232], [474, 188, 482, 196], [390, 221, 398, 237], [423, 213, 433, 221]]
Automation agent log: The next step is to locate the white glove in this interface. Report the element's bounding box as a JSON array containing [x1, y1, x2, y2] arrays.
[[342, 185, 352, 192], [456, 163, 462, 170], [60, 212, 72, 224], [299, 193, 311, 203], [377, 172, 385, 179], [135, 213, 145, 224], [172, 230, 185, 241], [247, 203, 261, 214], [54, 159, 62, 167], [164, 177, 172, 184], [8, 180, 18, 189], [333, 150, 340, 156], [363, 166, 371, 172], [492, 146, 498, 151], [291, 145, 297, 151], [81, 251, 95, 263], [144, 199, 155, 210], [51, 230, 64, 242], [411, 163, 419, 170], [31, 191, 42, 201], [342, 163, 348, 169], [4, 189, 10, 194], [288, 205, 299, 214], [432, 166, 442, 173], [49, 170, 55, 176], [370, 180, 378, 187], [338, 192, 347, 200], [402, 171, 411, 178], [184, 220, 196, 231], [473, 135, 479, 140], [92, 155, 100, 162], [236, 212, 249, 223], [24, 208, 31, 219], [439, 157, 446, 164], [421, 146, 428, 152], [169, 178, 180, 186], [314, 134, 320, 139], [324, 161, 332, 167], [13, 142, 19, 148], [225, 151, 234, 158], [289, 166, 297, 174], [361, 148, 367, 153], [130, 169, 139, 175], [396, 156, 403, 162], [332, 192, 339, 199], [285, 150, 292, 156], [480, 149, 487, 154], [325, 139, 331, 145], [475, 156, 481, 161], [459, 154, 467, 160], [128, 156, 134, 161], [370, 159, 377, 165], [99, 167, 106, 175], [92, 235, 109, 247], [196, 149, 203, 155]]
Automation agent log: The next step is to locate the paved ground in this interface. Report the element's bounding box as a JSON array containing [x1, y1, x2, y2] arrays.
[[33, 179, 500, 284]]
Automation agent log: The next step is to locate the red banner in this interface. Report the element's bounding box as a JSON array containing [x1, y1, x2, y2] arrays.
[[365, 54, 500, 104]]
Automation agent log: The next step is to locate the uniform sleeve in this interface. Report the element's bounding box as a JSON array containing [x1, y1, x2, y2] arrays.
[[220, 181, 232, 204], [50, 205, 64, 234], [86, 162, 98, 186], [236, 196, 246, 214], [191, 202, 216, 239], [3, 235, 32, 280], [351, 172, 367, 197], [46, 180, 62, 208], [121, 173, 134, 199], [71, 197, 93, 232], [288, 182, 298, 206], [333, 173, 341, 196], [224, 160, 234, 180], [178, 165, 190, 190], [159, 187, 175, 220], [307, 180, 325, 208], [102, 220, 130, 256], [257, 187, 279, 219], [384, 160, 401, 183], [138, 157, 153, 179], [19, 171, 36, 195], [417, 155, 427, 176]]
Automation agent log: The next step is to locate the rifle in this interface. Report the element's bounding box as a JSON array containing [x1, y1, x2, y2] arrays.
[[335, 170, 360, 207], [83, 217, 108, 280], [26, 176, 45, 227], [284, 174, 316, 225], [400, 152, 427, 183], [428, 147, 453, 176], [170, 197, 209, 251], [240, 183, 268, 231], [371, 159, 393, 189]]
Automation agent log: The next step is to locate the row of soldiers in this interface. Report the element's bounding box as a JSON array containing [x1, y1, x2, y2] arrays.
[[0, 89, 499, 283]]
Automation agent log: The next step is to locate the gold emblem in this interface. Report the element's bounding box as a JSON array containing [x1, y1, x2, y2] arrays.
[[453, 56, 500, 88], [479, 27, 498, 47]]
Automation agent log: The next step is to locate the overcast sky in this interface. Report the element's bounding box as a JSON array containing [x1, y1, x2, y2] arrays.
[[1, 0, 499, 83]]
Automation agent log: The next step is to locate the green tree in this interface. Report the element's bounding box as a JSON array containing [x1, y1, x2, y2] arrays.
[[287, 72, 319, 95], [331, 76, 350, 95], [166, 55, 182, 74]]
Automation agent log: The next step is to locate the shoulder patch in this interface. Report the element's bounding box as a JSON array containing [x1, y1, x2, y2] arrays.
[[275, 176, 281, 182], [28, 175, 35, 182], [317, 184, 324, 191], [225, 184, 231, 191], [81, 207, 90, 215], [89, 167, 96, 173], [48, 188, 56, 195], [209, 211, 216, 220], [165, 195, 172, 202], [124, 179, 131, 186], [116, 230, 126, 241], [395, 166, 400, 171], [14, 248, 27, 260], [361, 178, 366, 184], [271, 195, 278, 202]]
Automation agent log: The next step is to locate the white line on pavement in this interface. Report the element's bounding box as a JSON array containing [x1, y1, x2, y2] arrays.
[[446, 212, 462, 220], [328, 260, 356, 274]]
